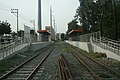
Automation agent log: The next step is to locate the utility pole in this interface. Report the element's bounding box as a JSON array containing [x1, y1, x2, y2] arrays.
[[53, 17, 56, 40], [11, 9, 19, 38], [38, 0, 42, 41], [53, 17, 56, 32], [38, 0, 42, 30], [30, 20, 36, 41], [50, 6, 52, 32]]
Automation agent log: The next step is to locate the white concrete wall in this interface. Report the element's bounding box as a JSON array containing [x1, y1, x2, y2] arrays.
[[66, 41, 89, 52], [66, 40, 120, 61], [0, 43, 29, 60], [91, 42, 120, 61], [0, 42, 53, 60]]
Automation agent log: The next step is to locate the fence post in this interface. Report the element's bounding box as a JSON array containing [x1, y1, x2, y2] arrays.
[[3, 52, 4, 59], [117, 41, 119, 55]]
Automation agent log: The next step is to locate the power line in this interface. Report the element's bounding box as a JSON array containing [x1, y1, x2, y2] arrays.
[[68, 0, 79, 5], [0, 8, 10, 12], [0, 1, 12, 9], [19, 13, 31, 22], [0, 9, 13, 18], [0, 4, 11, 12], [0, 1, 34, 32], [0, 1, 32, 23]]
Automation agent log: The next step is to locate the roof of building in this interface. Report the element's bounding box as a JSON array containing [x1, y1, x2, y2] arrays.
[[68, 29, 82, 35], [37, 30, 51, 35]]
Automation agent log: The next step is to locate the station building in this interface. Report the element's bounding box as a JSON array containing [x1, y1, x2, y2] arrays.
[[68, 29, 82, 41]]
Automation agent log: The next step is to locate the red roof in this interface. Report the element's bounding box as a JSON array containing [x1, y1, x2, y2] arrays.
[[68, 29, 82, 35], [37, 30, 51, 35]]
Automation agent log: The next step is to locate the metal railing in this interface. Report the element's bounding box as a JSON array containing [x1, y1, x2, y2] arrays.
[[68, 31, 120, 56], [92, 37, 120, 56], [0, 40, 29, 60]]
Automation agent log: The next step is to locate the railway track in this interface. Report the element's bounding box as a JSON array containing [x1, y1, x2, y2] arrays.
[[58, 54, 73, 80], [67, 44, 120, 80], [0, 46, 54, 80]]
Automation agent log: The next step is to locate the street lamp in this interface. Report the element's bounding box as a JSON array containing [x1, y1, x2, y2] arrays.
[[11, 9, 19, 39]]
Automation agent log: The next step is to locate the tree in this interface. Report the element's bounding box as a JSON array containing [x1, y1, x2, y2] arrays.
[[61, 33, 65, 41], [18, 30, 24, 37], [67, 19, 81, 33], [11, 31, 17, 37], [75, 0, 120, 40], [30, 30, 35, 34], [0, 21, 11, 36], [76, 0, 101, 33]]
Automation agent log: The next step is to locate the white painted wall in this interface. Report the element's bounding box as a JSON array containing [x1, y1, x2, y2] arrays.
[[66, 41, 89, 52], [0, 43, 29, 60], [91, 41, 120, 61], [66, 40, 120, 61]]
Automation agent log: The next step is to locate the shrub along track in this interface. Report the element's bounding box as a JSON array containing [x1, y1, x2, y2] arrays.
[[0, 45, 54, 80], [66, 43, 120, 80]]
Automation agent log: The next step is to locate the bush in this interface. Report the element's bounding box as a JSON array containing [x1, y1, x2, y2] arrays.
[[91, 52, 107, 58]]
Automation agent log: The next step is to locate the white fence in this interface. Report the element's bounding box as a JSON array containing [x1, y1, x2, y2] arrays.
[[91, 37, 120, 56], [0, 41, 29, 60], [69, 31, 120, 56]]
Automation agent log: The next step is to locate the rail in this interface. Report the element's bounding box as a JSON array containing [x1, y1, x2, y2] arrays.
[[58, 54, 73, 80], [67, 46, 101, 80], [26, 47, 53, 80], [0, 46, 54, 80], [67, 43, 120, 80]]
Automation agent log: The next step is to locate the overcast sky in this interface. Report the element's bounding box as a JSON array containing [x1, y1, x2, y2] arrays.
[[0, 0, 79, 33]]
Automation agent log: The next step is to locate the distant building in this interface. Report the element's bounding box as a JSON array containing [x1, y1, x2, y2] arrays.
[[45, 26, 55, 41], [30, 30, 37, 42], [24, 25, 30, 42], [37, 30, 50, 41], [56, 33, 62, 40]]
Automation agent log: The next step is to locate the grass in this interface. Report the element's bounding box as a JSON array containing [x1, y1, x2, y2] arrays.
[[66, 42, 107, 58], [0, 53, 28, 76], [0, 43, 53, 77], [90, 52, 107, 58], [0, 54, 19, 75]]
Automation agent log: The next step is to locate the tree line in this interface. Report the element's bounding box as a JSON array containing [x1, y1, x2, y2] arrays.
[[67, 0, 120, 40]]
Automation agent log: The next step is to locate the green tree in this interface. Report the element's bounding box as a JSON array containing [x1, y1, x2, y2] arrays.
[[18, 30, 24, 37], [11, 31, 17, 41], [30, 30, 35, 34], [76, 0, 101, 33], [61, 33, 65, 41], [76, 0, 120, 40], [67, 19, 81, 33], [0, 21, 11, 36]]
